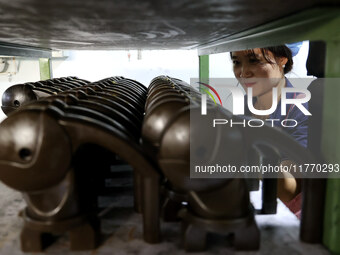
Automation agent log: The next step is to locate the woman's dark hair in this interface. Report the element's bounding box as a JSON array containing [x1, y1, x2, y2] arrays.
[[230, 45, 293, 74]]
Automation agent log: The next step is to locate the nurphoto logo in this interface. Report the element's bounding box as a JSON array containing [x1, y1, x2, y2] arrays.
[[198, 82, 311, 128]]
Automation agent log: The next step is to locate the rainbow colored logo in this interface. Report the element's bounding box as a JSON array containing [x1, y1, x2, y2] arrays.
[[197, 82, 223, 106]]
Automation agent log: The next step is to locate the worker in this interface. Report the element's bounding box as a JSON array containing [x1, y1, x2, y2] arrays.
[[230, 42, 306, 218]]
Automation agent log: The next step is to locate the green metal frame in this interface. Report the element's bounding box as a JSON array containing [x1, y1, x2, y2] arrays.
[[0, 42, 51, 58], [198, 7, 340, 55], [199, 55, 209, 83], [322, 40, 340, 254], [197, 6, 340, 254], [39, 58, 52, 80]]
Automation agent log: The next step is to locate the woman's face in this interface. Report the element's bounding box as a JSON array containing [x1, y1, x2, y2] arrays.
[[232, 48, 286, 97]]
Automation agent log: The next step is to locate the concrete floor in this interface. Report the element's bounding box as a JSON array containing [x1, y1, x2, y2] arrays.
[[0, 180, 330, 255]]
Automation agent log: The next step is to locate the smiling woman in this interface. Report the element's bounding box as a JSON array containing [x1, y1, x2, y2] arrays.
[[230, 43, 308, 218], [231, 46, 292, 112]]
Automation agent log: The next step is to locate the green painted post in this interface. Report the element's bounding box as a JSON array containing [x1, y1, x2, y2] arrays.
[[199, 55, 209, 91], [39, 58, 52, 80], [322, 40, 340, 254]]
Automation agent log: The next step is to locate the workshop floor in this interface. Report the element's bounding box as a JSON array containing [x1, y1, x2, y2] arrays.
[[0, 179, 330, 255]]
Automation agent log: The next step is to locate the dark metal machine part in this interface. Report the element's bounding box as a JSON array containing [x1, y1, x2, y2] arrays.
[[299, 43, 327, 244], [48, 95, 141, 139], [1, 76, 90, 115], [142, 76, 260, 251], [60, 91, 142, 126], [0, 0, 333, 51], [156, 102, 320, 251], [0, 76, 163, 252], [1, 84, 38, 114]]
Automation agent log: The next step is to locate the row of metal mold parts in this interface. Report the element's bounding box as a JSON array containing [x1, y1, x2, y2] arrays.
[[0, 75, 319, 252]]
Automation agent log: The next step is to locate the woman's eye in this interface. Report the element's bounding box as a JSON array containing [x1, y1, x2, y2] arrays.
[[249, 58, 260, 63], [233, 60, 240, 65]]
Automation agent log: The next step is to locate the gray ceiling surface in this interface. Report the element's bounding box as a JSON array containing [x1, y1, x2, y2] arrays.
[[0, 0, 336, 51]]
